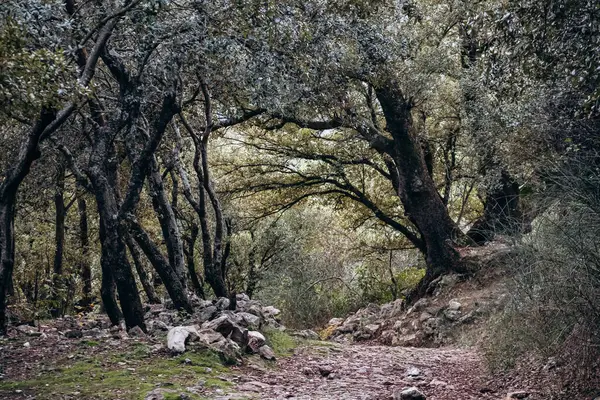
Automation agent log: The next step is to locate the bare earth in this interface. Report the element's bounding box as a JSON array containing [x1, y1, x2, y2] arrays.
[[220, 343, 514, 400]]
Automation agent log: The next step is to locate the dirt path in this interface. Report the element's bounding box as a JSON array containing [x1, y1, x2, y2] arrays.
[[217, 343, 510, 400]]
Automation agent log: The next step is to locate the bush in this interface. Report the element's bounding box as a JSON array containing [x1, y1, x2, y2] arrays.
[[484, 155, 600, 385]]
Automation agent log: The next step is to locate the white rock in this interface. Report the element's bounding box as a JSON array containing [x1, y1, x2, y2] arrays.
[[167, 326, 200, 353], [448, 299, 462, 311], [247, 331, 266, 352]]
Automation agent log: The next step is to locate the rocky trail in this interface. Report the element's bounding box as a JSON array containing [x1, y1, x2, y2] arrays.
[[221, 343, 511, 400]]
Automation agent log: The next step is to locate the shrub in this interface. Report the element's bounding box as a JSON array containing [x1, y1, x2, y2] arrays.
[[484, 154, 600, 386]]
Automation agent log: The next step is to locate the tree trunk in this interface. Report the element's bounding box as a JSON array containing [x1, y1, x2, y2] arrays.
[[184, 223, 205, 299], [127, 219, 193, 313], [51, 160, 66, 317], [78, 195, 93, 308], [467, 170, 522, 244], [97, 210, 123, 325], [89, 132, 146, 331], [147, 156, 187, 286], [125, 236, 161, 304], [0, 197, 16, 335], [0, 109, 56, 335], [375, 82, 463, 299]]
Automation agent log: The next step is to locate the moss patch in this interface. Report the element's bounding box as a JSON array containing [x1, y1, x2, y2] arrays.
[[0, 345, 231, 400], [264, 329, 299, 357]]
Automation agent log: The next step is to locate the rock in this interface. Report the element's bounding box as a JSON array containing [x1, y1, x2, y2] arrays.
[[408, 298, 429, 314], [195, 306, 218, 323], [327, 318, 344, 327], [506, 391, 530, 399], [128, 326, 146, 337], [318, 365, 333, 377], [380, 298, 404, 319], [289, 329, 320, 340], [197, 329, 225, 345], [236, 293, 250, 302], [443, 309, 461, 321], [394, 387, 426, 400], [247, 331, 266, 353], [152, 321, 170, 332], [406, 366, 421, 377], [65, 330, 83, 339], [262, 306, 281, 319], [258, 345, 276, 360], [393, 333, 419, 347], [167, 326, 200, 353], [202, 315, 248, 347], [448, 299, 461, 311], [215, 297, 230, 310], [145, 388, 178, 400], [429, 379, 447, 386], [236, 312, 261, 329], [23, 342, 30, 348]]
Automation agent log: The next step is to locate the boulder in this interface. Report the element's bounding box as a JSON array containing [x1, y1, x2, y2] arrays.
[[258, 345, 276, 360], [247, 331, 266, 353], [394, 387, 426, 400], [236, 312, 262, 329], [215, 297, 230, 310], [202, 315, 248, 347], [262, 306, 281, 319], [195, 306, 218, 323], [167, 326, 200, 353]]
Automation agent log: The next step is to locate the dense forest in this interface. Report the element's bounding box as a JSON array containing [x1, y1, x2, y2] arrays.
[[0, 0, 599, 398]]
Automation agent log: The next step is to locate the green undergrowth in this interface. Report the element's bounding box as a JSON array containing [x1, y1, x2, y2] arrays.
[[0, 343, 231, 400], [263, 329, 299, 357]]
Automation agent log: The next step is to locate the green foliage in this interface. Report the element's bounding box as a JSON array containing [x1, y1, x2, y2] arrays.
[[263, 329, 299, 357], [0, 18, 74, 120]]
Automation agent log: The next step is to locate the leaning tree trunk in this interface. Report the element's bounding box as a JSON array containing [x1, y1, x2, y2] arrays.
[[147, 157, 187, 285], [183, 223, 206, 299], [375, 82, 463, 299], [125, 236, 161, 304]]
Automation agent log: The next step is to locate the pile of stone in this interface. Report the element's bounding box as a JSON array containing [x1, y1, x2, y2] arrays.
[[159, 293, 281, 363], [13, 293, 283, 364], [325, 273, 502, 347]]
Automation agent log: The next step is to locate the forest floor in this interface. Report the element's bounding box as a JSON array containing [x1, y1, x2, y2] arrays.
[[0, 325, 543, 400]]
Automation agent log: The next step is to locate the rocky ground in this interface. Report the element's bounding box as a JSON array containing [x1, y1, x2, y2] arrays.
[[223, 343, 529, 400]]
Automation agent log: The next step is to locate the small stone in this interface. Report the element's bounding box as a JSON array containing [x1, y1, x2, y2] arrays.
[[394, 387, 426, 400], [23, 342, 30, 348], [183, 358, 192, 365], [318, 365, 333, 377], [406, 366, 421, 377], [65, 330, 83, 339], [448, 299, 461, 311], [128, 326, 146, 337], [506, 391, 530, 399], [429, 378, 447, 386]]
